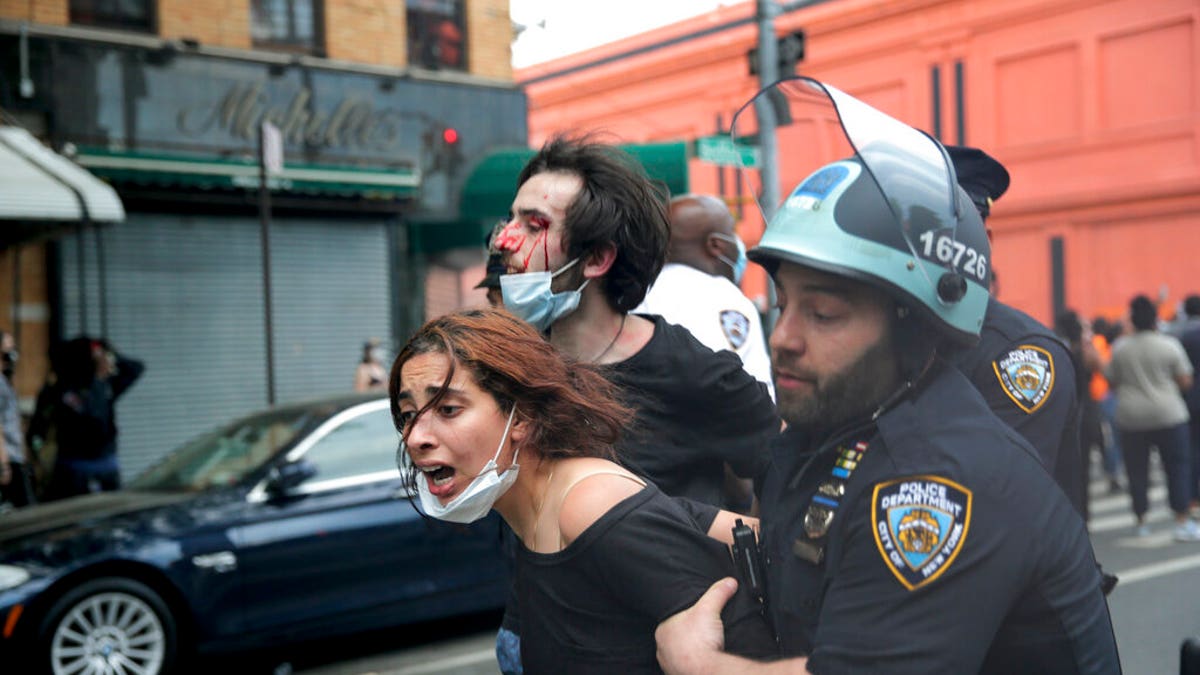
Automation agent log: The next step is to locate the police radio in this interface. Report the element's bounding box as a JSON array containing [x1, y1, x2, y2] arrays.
[[731, 519, 768, 608]]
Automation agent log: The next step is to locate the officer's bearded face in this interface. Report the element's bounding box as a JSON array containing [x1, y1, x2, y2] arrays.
[[769, 263, 902, 434], [778, 334, 898, 434]]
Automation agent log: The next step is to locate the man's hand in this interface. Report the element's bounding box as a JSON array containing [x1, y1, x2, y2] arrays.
[[656, 577, 738, 675]]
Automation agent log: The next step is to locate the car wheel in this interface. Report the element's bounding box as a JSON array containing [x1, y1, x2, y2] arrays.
[[37, 577, 177, 675]]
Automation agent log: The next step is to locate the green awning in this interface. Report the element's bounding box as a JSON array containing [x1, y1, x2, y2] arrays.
[[74, 147, 419, 200], [408, 217, 492, 256], [458, 141, 689, 223]]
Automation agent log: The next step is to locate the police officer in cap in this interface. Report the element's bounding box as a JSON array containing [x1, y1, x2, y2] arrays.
[[654, 78, 1119, 674], [945, 146, 1088, 519], [475, 250, 506, 307]]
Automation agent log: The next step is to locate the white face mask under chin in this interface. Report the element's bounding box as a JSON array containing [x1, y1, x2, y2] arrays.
[[500, 257, 590, 332], [409, 406, 520, 524]]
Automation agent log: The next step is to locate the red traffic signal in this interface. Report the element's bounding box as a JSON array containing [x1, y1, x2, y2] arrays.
[[442, 127, 459, 145]]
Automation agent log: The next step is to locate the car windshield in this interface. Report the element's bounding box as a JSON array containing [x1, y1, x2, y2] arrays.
[[128, 407, 321, 492]]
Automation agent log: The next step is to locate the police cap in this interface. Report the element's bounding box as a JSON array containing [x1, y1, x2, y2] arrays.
[[946, 146, 1010, 221], [474, 251, 506, 290]]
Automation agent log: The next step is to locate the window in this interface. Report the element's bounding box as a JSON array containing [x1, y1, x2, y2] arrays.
[[69, 0, 155, 32], [407, 0, 467, 71], [251, 0, 324, 55], [301, 407, 400, 485], [129, 407, 316, 492]]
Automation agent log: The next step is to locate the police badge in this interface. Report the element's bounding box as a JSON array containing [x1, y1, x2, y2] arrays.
[[992, 345, 1055, 413], [720, 310, 750, 349], [871, 476, 972, 591]]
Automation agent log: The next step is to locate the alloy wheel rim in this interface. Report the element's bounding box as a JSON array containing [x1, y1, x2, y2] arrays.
[[51, 591, 166, 675]]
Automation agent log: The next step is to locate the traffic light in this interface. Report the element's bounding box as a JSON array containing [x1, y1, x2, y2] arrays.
[[748, 30, 806, 76], [425, 124, 463, 175]]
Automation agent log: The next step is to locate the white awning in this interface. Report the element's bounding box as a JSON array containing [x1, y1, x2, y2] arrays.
[[0, 126, 125, 223]]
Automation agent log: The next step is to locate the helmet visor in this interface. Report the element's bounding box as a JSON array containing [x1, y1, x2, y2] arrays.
[[730, 77, 987, 296]]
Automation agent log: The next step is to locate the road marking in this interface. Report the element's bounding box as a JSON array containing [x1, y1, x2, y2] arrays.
[[1088, 485, 1165, 516], [1114, 531, 1176, 549], [1087, 484, 1174, 535], [1114, 552, 1200, 585], [1089, 508, 1170, 534], [377, 649, 495, 675]]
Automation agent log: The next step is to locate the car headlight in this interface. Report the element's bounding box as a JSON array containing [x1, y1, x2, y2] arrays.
[[0, 564, 31, 591]]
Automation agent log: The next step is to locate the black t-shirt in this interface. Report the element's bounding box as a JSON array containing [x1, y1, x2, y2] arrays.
[[516, 483, 776, 674], [605, 316, 779, 505]]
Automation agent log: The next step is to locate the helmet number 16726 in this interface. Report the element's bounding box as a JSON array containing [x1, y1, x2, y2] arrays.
[[917, 231, 987, 283]]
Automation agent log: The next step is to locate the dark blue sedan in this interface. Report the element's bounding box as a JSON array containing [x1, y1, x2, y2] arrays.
[[0, 394, 508, 674]]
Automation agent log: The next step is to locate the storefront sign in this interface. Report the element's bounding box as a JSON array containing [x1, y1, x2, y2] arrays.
[[178, 83, 414, 152]]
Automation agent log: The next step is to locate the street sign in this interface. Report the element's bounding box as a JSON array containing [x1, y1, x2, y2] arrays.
[[694, 135, 760, 169], [261, 121, 284, 175]]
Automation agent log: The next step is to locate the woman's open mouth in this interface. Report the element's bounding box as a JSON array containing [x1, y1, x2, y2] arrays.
[[420, 464, 458, 498]]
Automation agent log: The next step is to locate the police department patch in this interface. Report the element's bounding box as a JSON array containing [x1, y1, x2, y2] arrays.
[[720, 310, 750, 349], [872, 476, 972, 591], [993, 345, 1055, 413]]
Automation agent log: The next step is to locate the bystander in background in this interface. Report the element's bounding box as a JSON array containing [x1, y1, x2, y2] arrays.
[[1092, 316, 1126, 492], [1177, 294, 1200, 513], [354, 339, 389, 393], [1107, 295, 1197, 540], [1056, 310, 1105, 517], [0, 330, 36, 508], [30, 337, 144, 500]]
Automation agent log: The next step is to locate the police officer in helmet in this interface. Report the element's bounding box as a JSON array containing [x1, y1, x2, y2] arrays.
[[654, 78, 1119, 674]]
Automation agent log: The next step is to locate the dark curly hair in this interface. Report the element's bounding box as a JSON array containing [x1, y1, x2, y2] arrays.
[[388, 308, 631, 491], [517, 134, 670, 312]]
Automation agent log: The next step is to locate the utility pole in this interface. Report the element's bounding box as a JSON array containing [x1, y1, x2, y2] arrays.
[[756, 0, 781, 330], [755, 0, 781, 225], [259, 120, 282, 406]]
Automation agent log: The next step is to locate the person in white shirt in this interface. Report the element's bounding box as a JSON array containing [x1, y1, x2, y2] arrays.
[[636, 194, 774, 399]]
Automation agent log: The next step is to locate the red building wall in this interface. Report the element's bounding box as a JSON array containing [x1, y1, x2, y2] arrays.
[[518, 0, 1200, 325]]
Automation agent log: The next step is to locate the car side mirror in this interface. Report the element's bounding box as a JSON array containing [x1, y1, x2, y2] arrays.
[[266, 460, 317, 496]]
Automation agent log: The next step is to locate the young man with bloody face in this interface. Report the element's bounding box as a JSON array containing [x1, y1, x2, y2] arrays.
[[490, 137, 779, 673], [493, 137, 778, 506]]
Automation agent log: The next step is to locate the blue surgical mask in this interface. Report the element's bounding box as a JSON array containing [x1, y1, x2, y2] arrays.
[[500, 257, 591, 331], [713, 233, 748, 284]]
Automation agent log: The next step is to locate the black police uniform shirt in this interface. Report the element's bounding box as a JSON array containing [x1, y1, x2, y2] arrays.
[[759, 362, 1119, 674], [515, 482, 776, 674], [950, 297, 1087, 514], [605, 315, 779, 505]]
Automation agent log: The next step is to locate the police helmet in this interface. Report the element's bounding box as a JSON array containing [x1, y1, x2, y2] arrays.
[[735, 78, 991, 345]]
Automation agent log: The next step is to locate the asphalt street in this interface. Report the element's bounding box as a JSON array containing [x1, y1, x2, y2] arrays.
[[1090, 475, 1200, 675]]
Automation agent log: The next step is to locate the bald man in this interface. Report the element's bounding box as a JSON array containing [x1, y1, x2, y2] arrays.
[[635, 194, 774, 398]]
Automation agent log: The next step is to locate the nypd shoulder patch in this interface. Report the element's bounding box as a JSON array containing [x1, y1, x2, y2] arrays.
[[720, 310, 750, 349], [871, 476, 972, 591], [992, 344, 1055, 413]]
